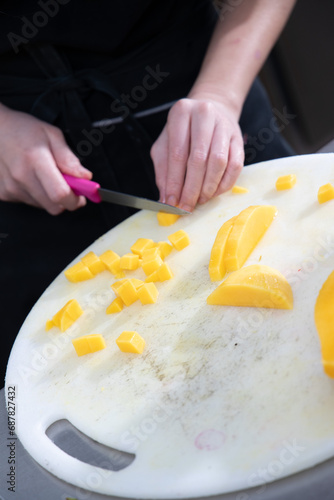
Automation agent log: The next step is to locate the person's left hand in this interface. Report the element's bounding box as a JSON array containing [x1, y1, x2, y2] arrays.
[[150, 97, 245, 212]]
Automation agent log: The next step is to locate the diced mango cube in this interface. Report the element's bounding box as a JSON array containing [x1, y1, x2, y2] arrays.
[[144, 270, 159, 282], [157, 212, 180, 226], [47, 299, 83, 332], [117, 279, 139, 306], [141, 254, 163, 276], [99, 250, 125, 277], [275, 174, 297, 191], [111, 279, 126, 295], [119, 252, 140, 271], [81, 251, 106, 275], [130, 238, 155, 257], [116, 331, 145, 354], [64, 262, 94, 282], [137, 283, 159, 304], [130, 278, 145, 289], [142, 247, 160, 260], [72, 334, 106, 357], [156, 241, 173, 259], [168, 229, 190, 251], [318, 183, 334, 204], [106, 297, 124, 314], [232, 185, 249, 194], [157, 262, 174, 281]]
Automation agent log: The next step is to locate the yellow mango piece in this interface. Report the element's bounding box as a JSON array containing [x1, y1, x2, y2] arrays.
[[224, 205, 277, 272], [81, 251, 106, 275], [141, 254, 163, 276], [111, 279, 126, 295], [117, 279, 139, 306], [209, 216, 236, 282], [157, 241, 173, 259], [45, 320, 54, 331], [47, 299, 83, 332], [116, 331, 145, 354], [314, 270, 334, 377], [99, 250, 125, 277], [157, 212, 180, 226], [64, 262, 94, 282], [72, 334, 106, 357], [130, 238, 155, 257], [137, 283, 159, 304], [106, 297, 124, 314], [142, 246, 160, 260], [318, 183, 334, 204], [130, 278, 145, 289], [119, 252, 140, 271], [207, 264, 293, 309], [157, 262, 174, 281], [275, 174, 297, 191], [168, 229, 190, 251], [144, 270, 159, 283], [232, 185, 249, 194]]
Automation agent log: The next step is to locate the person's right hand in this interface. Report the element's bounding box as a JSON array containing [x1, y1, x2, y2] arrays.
[[0, 104, 92, 215]]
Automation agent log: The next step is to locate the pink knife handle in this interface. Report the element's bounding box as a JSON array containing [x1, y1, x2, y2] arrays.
[[63, 174, 102, 203]]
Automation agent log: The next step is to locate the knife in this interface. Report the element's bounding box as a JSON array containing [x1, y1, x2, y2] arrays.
[[63, 174, 190, 215]]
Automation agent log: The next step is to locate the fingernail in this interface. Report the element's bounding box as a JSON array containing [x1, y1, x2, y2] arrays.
[[179, 204, 192, 213], [167, 195, 177, 207]]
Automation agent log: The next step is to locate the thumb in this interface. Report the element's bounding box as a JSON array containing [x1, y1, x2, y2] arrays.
[[48, 126, 92, 179]]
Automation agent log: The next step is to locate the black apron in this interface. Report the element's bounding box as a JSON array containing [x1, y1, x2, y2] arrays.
[[0, 2, 294, 385]]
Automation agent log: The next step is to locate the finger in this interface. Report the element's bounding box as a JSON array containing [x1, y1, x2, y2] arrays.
[[48, 126, 92, 179], [165, 99, 191, 207], [178, 102, 216, 211], [32, 145, 87, 213], [2, 175, 49, 209], [198, 122, 230, 204], [214, 134, 245, 196], [150, 127, 168, 203]]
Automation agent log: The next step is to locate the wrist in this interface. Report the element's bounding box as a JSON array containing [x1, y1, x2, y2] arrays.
[[187, 81, 243, 120]]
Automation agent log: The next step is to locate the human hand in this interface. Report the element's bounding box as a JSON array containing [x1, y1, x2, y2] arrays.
[[150, 97, 244, 212], [0, 104, 92, 215]]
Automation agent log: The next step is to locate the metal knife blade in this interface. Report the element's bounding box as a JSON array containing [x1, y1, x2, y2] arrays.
[[98, 188, 190, 215]]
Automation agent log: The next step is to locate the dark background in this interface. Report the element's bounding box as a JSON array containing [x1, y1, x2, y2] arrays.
[[260, 0, 334, 153]]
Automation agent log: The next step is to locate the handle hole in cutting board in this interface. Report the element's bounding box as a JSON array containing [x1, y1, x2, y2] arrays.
[[46, 419, 135, 471]]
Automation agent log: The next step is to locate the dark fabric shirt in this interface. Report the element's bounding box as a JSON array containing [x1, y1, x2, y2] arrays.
[[0, 0, 210, 60]]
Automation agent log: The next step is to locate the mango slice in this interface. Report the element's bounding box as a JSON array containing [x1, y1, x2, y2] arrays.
[[47, 299, 83, 332], [318, 183, 334, 204], [64, 262, 94, 282], [209, 216, 236, 281], [168, 229, 190, 251], [130, 238, 155, 257], [314, 270, 334, 377], [106, 297, 124, 314], [137, 283, 159, 304], [81, 251, 106, 275], [275, 174, 297, 191], [207, 265, 293, 309], [224, 205, 277, 272], [232, 185, 249, 194], [119, 253, 140, 271], [116, 331, 145, 354], [157, 212, 180, 226], [72, 334, 106, 356]]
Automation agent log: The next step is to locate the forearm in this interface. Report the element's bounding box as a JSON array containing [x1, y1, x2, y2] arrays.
[[189, 0, 297, 118]]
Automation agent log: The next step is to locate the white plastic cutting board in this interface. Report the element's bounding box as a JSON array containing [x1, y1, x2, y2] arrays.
[[5, 154, 334, 498]]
